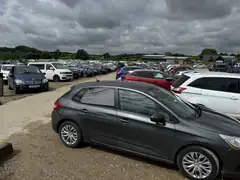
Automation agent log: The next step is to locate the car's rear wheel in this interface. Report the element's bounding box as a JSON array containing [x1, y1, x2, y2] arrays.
[[177, 146, 219, 180], [59, 121, 83, 148]]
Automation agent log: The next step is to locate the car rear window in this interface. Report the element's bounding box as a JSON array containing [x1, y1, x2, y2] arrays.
[[172, 74, 190, 87]]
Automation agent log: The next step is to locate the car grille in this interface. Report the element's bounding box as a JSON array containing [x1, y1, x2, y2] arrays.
[[25, 81, 41, 85]]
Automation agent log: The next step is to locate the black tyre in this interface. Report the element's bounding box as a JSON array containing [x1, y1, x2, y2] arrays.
[[14, 84, 20, 94], [8, 83, 12, 90], [59, 121, 83, 148], [177, 146, 219, 180], [53, 75, 60, 82]]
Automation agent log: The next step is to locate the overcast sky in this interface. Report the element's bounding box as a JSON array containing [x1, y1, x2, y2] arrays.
[[0, 0, 240, 55]]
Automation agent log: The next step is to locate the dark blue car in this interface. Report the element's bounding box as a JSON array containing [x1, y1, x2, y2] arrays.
[[8, 65, 49, 94]]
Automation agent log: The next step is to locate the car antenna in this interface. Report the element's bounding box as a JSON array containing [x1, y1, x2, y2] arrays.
[[95, 76, 100, 82]]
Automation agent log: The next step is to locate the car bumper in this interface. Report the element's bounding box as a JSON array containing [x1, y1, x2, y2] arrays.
[[220, 149, 240, 179], [51, 110, 61, 133], [17, 82, 49, 91], [60, 75, 73, 81], [222, 171, 240, 179]]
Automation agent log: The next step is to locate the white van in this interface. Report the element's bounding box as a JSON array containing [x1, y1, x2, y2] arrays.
[[28, 62, 73, 82], [0, 64, 16, 81]]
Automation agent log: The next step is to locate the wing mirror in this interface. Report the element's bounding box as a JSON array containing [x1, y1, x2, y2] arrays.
[[150, 113, 166, 126]]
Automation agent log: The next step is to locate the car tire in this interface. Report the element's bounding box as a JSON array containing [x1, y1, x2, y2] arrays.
[[8, 83, 12, 90], [53, 75, 60, 82], [177, 146, 219, 180], [59, 121, 83, 148], [14, 84, 20, 94]]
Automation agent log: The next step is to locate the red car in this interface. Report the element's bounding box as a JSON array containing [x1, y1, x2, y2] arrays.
[[123, 69, 175, 90]]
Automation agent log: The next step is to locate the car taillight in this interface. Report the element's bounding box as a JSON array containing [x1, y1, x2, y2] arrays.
[[171, 87, 186, 94], [53, 100, 62, 111]]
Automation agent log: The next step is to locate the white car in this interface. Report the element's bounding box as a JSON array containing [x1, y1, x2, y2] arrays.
[[28, 62, 73, 82], [171, 72, 240, 119], [0, 64, 15, 81]]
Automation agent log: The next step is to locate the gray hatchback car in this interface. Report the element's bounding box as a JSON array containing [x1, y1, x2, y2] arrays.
[[52, 81, 240, 180]]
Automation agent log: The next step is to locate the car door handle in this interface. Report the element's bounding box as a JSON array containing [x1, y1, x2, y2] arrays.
[[230, 97, 238, 100], [120, 118, 130, 123], [80, 109, 88, 114]]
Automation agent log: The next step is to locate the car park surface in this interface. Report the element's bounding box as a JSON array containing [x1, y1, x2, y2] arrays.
[[0, 73, 188, 180]]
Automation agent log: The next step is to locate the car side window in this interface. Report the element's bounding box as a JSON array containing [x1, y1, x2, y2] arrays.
[[46, 64, 53, 70], [73, 87, 115, 107], [153, 72, 164, 79], [189, 77, 239, 93], [31, 64, 45, 70], [118, 89, 169, 119], [136, 71, 154, 78]]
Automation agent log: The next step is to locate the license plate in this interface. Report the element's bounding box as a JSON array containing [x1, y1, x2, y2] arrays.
[[29, 85, 40, 88]]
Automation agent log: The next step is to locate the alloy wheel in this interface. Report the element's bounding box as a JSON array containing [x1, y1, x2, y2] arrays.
[[60, 124, 78, 145], [182, 152, 212, 179]]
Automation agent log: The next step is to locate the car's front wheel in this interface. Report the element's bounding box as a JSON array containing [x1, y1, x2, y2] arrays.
[[59, 121, 83, 148], [177, 146, 219, 180]]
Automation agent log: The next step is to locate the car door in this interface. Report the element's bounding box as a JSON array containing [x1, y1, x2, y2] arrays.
[[45, 64, 55, 80], [152, 72, 172, 90], [190, 77, 239, 116], [71, 87, 118, 146], [116, 89, 176, 160]]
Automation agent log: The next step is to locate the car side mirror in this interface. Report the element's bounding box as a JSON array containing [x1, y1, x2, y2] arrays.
[[150, 113, 166, 125]]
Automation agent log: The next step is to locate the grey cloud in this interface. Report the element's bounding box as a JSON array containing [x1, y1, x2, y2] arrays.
[[0, 0, 240, 55]]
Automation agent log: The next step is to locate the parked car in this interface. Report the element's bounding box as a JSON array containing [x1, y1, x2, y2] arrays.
[[116, 66, 143, 80], [28, 62, 73, 82], [169, 66, 194, 76], [123, 69, 175, 90], [8, 65, 49, 94], [0, 64, 15, 83], [171, 72, 240, 119], [52, 80, 240, 180], [172, 70, 198, 79]]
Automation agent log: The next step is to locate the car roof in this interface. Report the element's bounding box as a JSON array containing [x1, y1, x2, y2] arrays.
[[72, 80, 157, 93], [185, 71, 240, 78]]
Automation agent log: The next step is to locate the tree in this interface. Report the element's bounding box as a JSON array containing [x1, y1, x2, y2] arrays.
[[75, 49, 89, 60], [164, 52, 172, 56], [41, 51, 52, 59], [53, 49, 61, 60], [103, 52, 110, 59], [199, 48, 217, 59]]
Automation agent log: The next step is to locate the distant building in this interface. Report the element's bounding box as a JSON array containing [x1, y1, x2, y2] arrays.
[[142, 55, 188, 64]]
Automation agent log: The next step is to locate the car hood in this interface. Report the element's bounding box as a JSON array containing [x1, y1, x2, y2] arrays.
[[192, 109, 240, 137], [56, 69, 72, 73], [15, 74, 44, 81]]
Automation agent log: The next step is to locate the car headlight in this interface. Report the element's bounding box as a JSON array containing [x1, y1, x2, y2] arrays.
[[42, 78, 48, 83], [15, 79, 25, 84], [219, 134, 240, 149]]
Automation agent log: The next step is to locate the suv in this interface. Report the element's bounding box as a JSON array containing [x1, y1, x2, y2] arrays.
[[28, 62, 73, 82], [171, 72, 240, 119]]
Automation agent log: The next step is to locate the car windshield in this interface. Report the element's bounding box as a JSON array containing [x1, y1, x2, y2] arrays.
[[148, 87, 196, 119], [2, 66, 14, 71], [15, 66, 41, 74], [52, 63, 65, 69]]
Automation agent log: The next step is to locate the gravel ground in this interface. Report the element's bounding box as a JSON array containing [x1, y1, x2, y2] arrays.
[[0, 121, 186, 180]]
